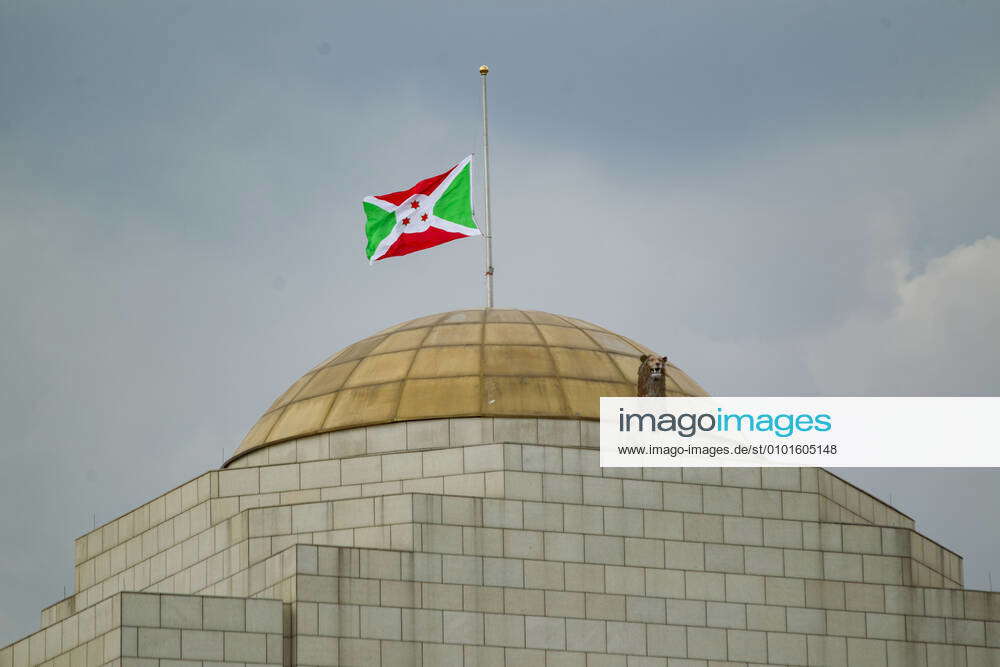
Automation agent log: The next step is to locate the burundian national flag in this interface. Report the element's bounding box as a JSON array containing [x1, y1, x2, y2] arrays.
[[362, 155, 480, 263]]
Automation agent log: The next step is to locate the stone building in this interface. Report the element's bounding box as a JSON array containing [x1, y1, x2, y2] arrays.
[[3, 308, 998, 667]]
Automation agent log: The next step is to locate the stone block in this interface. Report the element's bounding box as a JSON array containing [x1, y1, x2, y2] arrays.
[[723, 467, 761, 488], [566, 618, 605, 652], [524, 560, 565, 590], [122, 593, 160, 627], [296, 635, 338, 666], [406, 418, 450, 450], [627, 596, 666, 624], [683, 514, 723, 543], [494, 418, 538, 444], [423, 449, 463, 477], [522, 445, 561, 473], [664, 540, 704, 571], [684, 572, 725, 601], [824, 552, 863, 582], [845, 583, 885, 612], [203, 597, 245, 631], [218, 469, 258, 496], [504, 529, 543, 559], [707, 601, 746, 629], [661, 483, 702, 512], [766, 577, 806, 607], [538, 419, 581, 446], [565, 563, 606, 593], [360, 605, 401, 640], [443, 611, 484, 644], [643, 510, 683, 540], [787, 607, 826, 634], [484, 613, 525, 647], [763, 519, 802, 549], [725, 574, 765, 604], [243, 599, 280, 634], [546, 532, 584, 562], [623, 480, 662, 509], [646, 624, 686, 657], [505, 588, 544, 616], [584, 478, 623, 507], [686, 627, 726, 660], [768, 632, 809, 665], [260, 464, 299, 493], [723, 516, 763, 546], [180, 629, 223, 660], [605, 566, 644, 595], [625, 538, 664, 568], [341, 456, 381, 485], [381, 452, 422, 481], [330, 427, 366, 458], [465, 444, 505, 472], [846, 637, 888, 667], [249, 507, 291, 537], [333, 498, 374, 529], [340, 638, 379, 665], [728, 629, 767, 662], [160, 595, 201, 629], [544, 474, 583, 504], [564, 505, 604, 534], [450, 418, 493, 447], [137, 628, 180, 659], [606, 621, 645, 655], [484, 557, 523, 588], [703, 486, 742, 515], [525, 616, 565, 650], [863, 554, 904, 585], [828, 610, 867, 637], [366, 422, 406, 453], [505, 472, 542, 500], [645, 569, 685, 599], [443, 555, 483, 585], [843, 525, 882, 554], [785, 549, 823, 579], [705, 544, 743, 573], [604, 507, 644, 537], [585, 535, 624, 565], [401, 608, 443, 642], [745, 546, 783, 576]]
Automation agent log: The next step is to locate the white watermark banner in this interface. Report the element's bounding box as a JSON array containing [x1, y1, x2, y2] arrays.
[[600, 397, 1000, 467]]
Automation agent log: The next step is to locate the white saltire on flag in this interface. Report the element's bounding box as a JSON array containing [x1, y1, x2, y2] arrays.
[[362, 155, 480, 263]]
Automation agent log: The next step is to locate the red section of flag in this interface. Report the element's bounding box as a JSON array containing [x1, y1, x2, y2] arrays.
[[374, 162, 457, 206], [377, 227, 469, 260]]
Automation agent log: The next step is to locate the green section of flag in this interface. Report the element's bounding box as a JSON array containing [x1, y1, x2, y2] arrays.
[[363, 201, 396, 260], [432, 163, 476, 229]]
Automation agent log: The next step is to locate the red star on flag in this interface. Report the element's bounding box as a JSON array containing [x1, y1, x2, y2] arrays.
[[402, 217, 410, 225]]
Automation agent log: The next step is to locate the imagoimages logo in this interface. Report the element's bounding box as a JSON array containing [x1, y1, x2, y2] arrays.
[[618, 407, 832, 438], [601, 397, 1000, 467]]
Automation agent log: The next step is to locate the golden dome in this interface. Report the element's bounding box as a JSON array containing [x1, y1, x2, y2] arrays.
[[230, 309, 707, 464]]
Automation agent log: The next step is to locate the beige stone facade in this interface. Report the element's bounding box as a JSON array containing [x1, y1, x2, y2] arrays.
[[4, 311, 998, 666]]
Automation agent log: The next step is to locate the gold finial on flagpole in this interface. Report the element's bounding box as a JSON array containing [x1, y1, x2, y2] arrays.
[[480, 65, 489, 75]]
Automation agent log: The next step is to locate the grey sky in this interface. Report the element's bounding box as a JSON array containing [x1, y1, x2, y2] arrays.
[[2, 0, 999, 644]]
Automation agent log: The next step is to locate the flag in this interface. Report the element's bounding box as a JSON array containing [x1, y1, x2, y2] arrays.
[[362, 155, 480, 263]]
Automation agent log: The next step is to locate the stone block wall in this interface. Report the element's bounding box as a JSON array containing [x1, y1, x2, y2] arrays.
[[4, 594, 282, 667], [8, 417, 990, 666], [63, 419, 958, 621], [256, 542, 1000, 667]]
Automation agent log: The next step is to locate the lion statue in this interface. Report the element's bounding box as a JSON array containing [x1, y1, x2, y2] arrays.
[[637, 353, 669, 397]]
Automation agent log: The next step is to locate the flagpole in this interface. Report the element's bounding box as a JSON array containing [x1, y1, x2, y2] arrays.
[[479, 65, 495, 308]]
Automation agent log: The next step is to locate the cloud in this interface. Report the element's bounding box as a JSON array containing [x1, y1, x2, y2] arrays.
[[808, 235, 1000, 395]]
